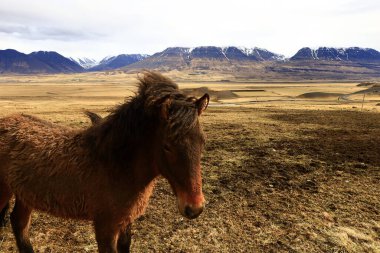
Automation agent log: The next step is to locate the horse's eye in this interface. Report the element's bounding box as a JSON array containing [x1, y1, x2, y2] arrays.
[[163, 144, 172, 153]]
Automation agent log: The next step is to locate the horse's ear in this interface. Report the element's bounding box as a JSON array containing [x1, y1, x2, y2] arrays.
[[161, 97, 172, 120], [196, 93, 209, 116]]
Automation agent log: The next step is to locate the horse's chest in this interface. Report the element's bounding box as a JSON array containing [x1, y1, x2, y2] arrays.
[[118, 180, 157, 224]]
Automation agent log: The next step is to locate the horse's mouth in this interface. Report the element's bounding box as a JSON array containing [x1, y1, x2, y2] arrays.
[[180, 203, 204, 219], [176, 191, 205, 219]]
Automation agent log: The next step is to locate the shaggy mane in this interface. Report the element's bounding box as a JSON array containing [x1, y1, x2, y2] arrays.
[[83, 71, 199, 163]]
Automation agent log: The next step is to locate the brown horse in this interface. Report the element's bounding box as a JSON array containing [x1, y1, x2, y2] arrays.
[[0, 71, 209, 253]]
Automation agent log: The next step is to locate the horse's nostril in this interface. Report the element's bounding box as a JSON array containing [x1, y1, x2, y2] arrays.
[[184, 206, 194, 217], [184, 205, 203, 219]]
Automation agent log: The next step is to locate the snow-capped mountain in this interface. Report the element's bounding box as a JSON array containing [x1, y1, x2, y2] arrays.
[[154, 47, 192, 58], [70, 57, 98, 69], [290, 47, 380, 61], [229, 47, 286, 61], [124, 46, 285, 71], [89, 54, 149, 71], [151, 46, 284, 61]]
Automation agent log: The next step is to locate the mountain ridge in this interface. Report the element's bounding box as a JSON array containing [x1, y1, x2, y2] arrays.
[[1, 47, 380, 80], [30, 51, 83, 72], [291, 47, 380, 61], [151, 46, 285, 61]]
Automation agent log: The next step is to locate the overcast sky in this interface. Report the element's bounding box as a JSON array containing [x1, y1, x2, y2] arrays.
[[0, 0, 379, 60]]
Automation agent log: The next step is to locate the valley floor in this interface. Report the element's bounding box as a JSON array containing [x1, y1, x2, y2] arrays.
[[0, 76, 379, 252]]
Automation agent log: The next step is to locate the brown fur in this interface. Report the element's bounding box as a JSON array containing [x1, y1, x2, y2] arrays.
[[0, 71, 209, 253]]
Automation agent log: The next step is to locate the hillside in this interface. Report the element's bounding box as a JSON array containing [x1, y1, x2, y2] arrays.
[[0, 49, 83, 74], [30, 51, 84, 72]]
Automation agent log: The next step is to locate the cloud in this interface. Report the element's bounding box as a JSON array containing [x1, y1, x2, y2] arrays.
[[0, 23, 28, 34], [0, 0, 379, 59], [0, 23, 103, 41]]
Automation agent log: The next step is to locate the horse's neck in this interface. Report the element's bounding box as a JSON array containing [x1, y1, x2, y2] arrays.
[[108, 146, 159, 216], [126, 146, 159, 185], [80, 113, 161, 189]]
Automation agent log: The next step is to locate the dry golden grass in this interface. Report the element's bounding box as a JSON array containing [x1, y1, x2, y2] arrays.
[[0, 73, 379, 252]]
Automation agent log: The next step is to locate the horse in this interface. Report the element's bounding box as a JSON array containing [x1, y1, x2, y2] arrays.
[[0, 71, 209, 253]]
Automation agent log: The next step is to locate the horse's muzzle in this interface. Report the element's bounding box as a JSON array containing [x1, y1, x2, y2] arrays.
[[184, 204, 204, 219], [177, 191, 205, 219]]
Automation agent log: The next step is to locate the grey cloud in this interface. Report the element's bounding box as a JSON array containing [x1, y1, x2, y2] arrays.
[[0, 23, 104, 41], [0, 6, 105, 41], [0, 24, 29, 34]]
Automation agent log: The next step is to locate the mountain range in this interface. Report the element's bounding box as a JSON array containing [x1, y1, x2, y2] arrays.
[[0, 50, 150, 74], [0, 49, 83, 73], [125, 47, 286, 70], [122, 46, 380, 80], [1, 46, 380, 80]]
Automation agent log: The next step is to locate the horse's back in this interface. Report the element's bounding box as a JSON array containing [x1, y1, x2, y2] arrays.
[[0, 113, 75, 175], [0, 113, 69, 132], [0, 113, 71, 147], [0, 114, 96, 218], [0, 113, 73, 175]]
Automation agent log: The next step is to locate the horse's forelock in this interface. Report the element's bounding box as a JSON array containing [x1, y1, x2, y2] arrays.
[[166, 99, 199, 141], [137, 71, 178, 97], [136, 72, 201, 141]]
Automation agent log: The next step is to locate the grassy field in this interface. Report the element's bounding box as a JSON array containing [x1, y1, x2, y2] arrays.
[[0, 73, 379, 252], [0, 72, 379, 112]]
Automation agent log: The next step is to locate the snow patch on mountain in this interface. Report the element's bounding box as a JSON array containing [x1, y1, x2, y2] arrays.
[[291, 47, 380, 61], [70, 57, 98, 69]]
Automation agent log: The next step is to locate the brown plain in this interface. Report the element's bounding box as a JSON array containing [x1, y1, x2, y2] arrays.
[[0, 72, 379, 252]]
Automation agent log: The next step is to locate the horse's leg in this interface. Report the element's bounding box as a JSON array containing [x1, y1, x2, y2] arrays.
[[94, 219, 119, 253], [0, 182, 12, 227], [117, 224, 132, 252], [10, 198, 34, 253]]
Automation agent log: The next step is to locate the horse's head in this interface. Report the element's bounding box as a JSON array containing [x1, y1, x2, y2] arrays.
[[85, 72, 209, 220], [156, 93, 209, 219]]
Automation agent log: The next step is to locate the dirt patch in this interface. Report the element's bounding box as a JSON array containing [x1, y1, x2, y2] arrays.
[[182, 87, 238, 101], [297, 92, 344, 99], [357, 82, 378, 87]]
